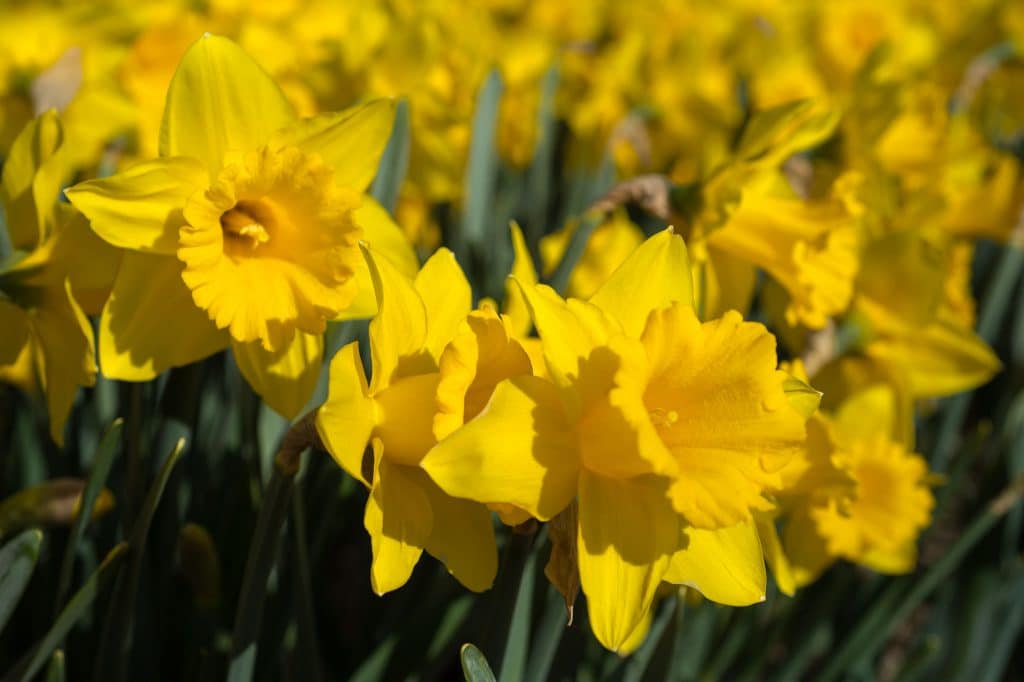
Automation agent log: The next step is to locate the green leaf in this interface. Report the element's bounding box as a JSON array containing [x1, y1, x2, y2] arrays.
[[6, 542, 128, 682], [460, 69, 503, 257], [370, 98, 410, 215], [460, 643, 497, 682], [0, 528, 43, 635], [55, 418, 123, 614], [498, 546, 536, 682], [525, 66, 560, 246], [93, 437, 187, 682]]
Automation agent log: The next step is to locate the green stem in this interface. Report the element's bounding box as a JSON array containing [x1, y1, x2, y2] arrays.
[[227, 411, 321, 679]]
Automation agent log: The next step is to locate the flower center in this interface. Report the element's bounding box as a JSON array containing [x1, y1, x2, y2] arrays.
[[648, 407, 679, 428], [220, 200, 272, 250], [178, 145, 364, 351]]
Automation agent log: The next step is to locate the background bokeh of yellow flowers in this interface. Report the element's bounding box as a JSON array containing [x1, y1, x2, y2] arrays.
[[0, 0, 1023, 680]]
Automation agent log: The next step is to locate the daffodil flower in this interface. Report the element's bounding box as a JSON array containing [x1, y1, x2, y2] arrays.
[[841, 229, 1000, 399], [66, 35, 416, 417], [0, 112, 117, 444], [767, 371, 936, 587], [315, 245, 533, 595], [421, 228, 809, 650]]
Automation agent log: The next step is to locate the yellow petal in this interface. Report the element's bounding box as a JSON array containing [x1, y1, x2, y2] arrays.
[[664, 522, 766, 606], [30, 280, 97, 445], [48, 206, 119, 316], [617, 606, 655, 656], [232, 330, 322, 419], [577, 471, 679, 652], [576, 338, 677, 479], [865, 309, 1001, 400], [64, 157, 207, 255], [373, 373, 442, 467], [433, 308, 532, 441], [159, 34, 295, 176], [336, 200, 419, 322], [1, 110, 66, 249], [355, 197, 418, 276], [782, 373, 822, 420], [756, 516, 796, 597], [99, 252, 228, 381], [419, 470, 497, 592], [421, 375, 579, 522], [512, 280, 617, 388], [700, 247, 758, 320], [589, 227, 694, 338], [270, 99, 396, 192], [415, 249, 472, 361], [316, 341, 376, 486], [365, 454, 432, 595], [781, 506, 834, 589], [362, 243, 433, 393], [504, 221, 538, 337]]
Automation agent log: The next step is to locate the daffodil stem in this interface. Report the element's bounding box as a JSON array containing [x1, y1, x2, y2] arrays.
[[229, 411, 321, 672]]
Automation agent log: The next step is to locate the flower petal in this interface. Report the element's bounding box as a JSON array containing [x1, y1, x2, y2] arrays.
[[756, 516, 796, 597], [419, 470, 497, 592], [577, 471, 679, 652], [415, 248, 472, 361], [1, 109, 66, 249], [865, 308, 1001, 400], [512, 279, 618, 388], [316, 341, 376, 486], [331, 200, 419, 322], [362, 243, 433, 393], [433, 308, 532, 440], [365, 453, 432, 595], [355, 197, 418, 275], [576, 337, 677, 479], [99, 252, 228, 381], [64, 157, 207, 255], [160, 34, 295, 176], [664, 522, 766, 606], [588, 227, 693, 338], [30, 280, 97, 445], [504, 221, 538, 337], [781, 506, 834, 589], [270, 98, 396, 192], [421, 375, 579, 522], [232, 330, 322, 419]]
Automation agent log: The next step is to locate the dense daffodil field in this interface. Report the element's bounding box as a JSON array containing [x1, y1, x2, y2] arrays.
[[1, 1, 1023, 680]]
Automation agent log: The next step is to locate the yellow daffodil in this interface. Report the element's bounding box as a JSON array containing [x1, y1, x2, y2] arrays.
[[422, 228, 809, 650], [847, 229, 1000, 399], [316, 244, 534, 594], [66, 35, 416, 417], [770, 373, 935, 586], [0, 112, 116, 444]]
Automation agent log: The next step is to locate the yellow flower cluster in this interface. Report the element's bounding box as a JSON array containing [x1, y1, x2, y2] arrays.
[[0, 0, 1016, 655]]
